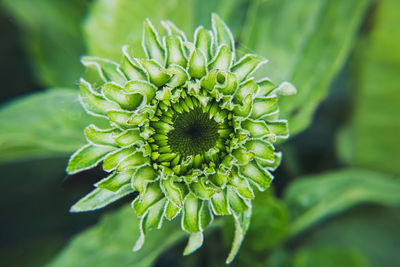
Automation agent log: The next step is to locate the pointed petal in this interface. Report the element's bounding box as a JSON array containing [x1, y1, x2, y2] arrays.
[[250, 96, 279, 118], [239, 160, 273, 191], [96, 169, 135, 192], [140, 59, 171, 87], [132, 165, 158, 193], [231, 54, 267, 82], [210, 189, 230, 215], [183, 232, 204, 256], [194, 26, 213, 61], [70, 185, 133, 212], [208, 45, 233, 71], [142, 19, 165, 64], [241, 119, 271, 139], [103, 147, 136, 172], [188, 48, 207, 78], [161, 20, 187, 41], [81, 56, 127, 86], [182, 193, 201, 233], [67, 144, 115, 174], [80, 79, 119, 117], [211, 13, 234, 52], [102, 82, 143, 110], [244, 140, 275, 162], [84, 125, 119, 147], [165, 35, 187, 68], [133, 182, 164, 216]]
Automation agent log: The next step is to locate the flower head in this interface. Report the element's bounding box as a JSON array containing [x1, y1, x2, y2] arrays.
[[67, 14, 290, 261]]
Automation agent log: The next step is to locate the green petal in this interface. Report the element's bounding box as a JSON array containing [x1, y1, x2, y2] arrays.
[[239, 161, 273, 191], [107, 110, 134, 129], [190, 178, 216, 200], [165, 200, 181, 220], [183, 232, 204, 256], [70, 185, 133, 212], [84, 125, 119, 147], [142, 19, 165, 65], [182, 193, 201, 233], [114, 129, 144, 147], [67, 144, 115, 174], [232, 148, 254, 165], [233, 95, 252, 117], [209, 169, 228, 188], [132, 165, 158, 193], [199, 200, 213, 230], [231, 54, 266, 82], [80, 79, 119, 117], [140, 59, 171, 87], [124, 80, 157, 105], [229, 174, 254, 199], [256, 152, 282, 171], [210, 189, 230, 215], [241, 119, 271, 139], [133, 182, 164, 216], [161, 20, 187, 41], [194, 26, 213, 61], [188, 48, 207, 79], [268, 120, 289, 139], [165, 64, 189, 88], [211, 13, 234, 53], [117, 151, 150, 171], [234, 79, 259, 103], [208, 45, 233, 71], [96, 169, 135, 192], [103, 147, 136, 172], [250, 96, 279, 118], [257, 78, 276, 97], [160, 177, 185, 207], [81, 56, 126, 86], [165, 35, 187, 68], [227, 187, 249, 215], [133, 198, 166, 251], [121, 45, 148, 81], [102, 82, 143, 110], [225, 208, 251, 264], [244, 140, 275, 162]]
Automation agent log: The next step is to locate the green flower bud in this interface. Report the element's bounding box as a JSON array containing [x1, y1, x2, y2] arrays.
[[67, 13, 294, 263]]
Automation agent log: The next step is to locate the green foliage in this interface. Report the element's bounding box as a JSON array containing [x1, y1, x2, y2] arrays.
[[240, 0, 370, 134], [0, 89, 107, 163], [285, 168, 400, 237], [1, 0, 86, 87], [47, 205, 187, 267], [337, 0, 400, 175]]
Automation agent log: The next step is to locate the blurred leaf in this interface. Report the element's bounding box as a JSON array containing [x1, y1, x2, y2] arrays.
[[295, 206, 400, 267], [293, 247, 368, 267], [284, 168, 400, 237], [1, 0, 86, 87], [84, 0, 195, 61], [240, 0, 371, 134], [337, 0, 400, 175], [245, 192, 289, 251], [47, 205, 187, 267], [0, 88, 107, 163], [84, 0, 250, 62]]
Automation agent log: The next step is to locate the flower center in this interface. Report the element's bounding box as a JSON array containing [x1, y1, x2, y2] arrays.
[[168, 108, 220, 156]]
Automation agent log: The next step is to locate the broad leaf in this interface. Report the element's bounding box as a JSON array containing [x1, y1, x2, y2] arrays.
[[47, 205, 187, 267], [284, 168, 400, 237], [240, 0, 371, 134], [1, 0, 86, 87], [337, 0, 400, 175], [0, 89, 107, 163]]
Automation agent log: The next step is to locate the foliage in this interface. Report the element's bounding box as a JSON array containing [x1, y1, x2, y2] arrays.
[[0, 0, 399, 266]]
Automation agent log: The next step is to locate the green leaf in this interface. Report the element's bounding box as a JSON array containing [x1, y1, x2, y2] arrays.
[[240, 0, 371, 134], [284, 168, 400, 238], [337, 0, 400, 175], [1, 0, 86, 87], [47, 205, 187, 267], [292, 206, 400, 267], [84, 0, 196, 62], [0, 88, 107, 163], [293, 247, 368, 267]]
